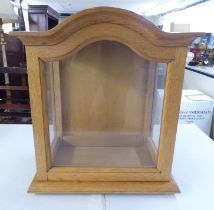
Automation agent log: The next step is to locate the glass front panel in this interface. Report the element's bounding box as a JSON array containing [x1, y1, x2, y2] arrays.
[[44, 41, 167, 167]]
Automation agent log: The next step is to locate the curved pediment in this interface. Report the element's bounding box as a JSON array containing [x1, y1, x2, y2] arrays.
[[10, 7, 203, 47]]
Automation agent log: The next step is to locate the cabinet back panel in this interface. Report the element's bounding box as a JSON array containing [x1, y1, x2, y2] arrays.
[[60, 41, 150, 133]]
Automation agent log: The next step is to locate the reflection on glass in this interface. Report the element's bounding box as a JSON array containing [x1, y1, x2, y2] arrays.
[[44, 41, 167, 167]]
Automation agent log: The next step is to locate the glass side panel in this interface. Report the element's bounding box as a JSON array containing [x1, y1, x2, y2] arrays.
[[151, 64, 167, 150], [43, 41, 167, 167]]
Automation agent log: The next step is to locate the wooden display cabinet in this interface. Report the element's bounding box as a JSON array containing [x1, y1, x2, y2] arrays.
[[10, 7, 203, 194]]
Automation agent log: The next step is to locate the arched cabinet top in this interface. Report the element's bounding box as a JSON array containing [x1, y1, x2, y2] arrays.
[[10, 7, 203, 47]]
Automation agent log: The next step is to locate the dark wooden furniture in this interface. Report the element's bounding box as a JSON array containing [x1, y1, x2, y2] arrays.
[[0, 5, 59, 123], [0, 34, 30, 123], [0, 66, 30, 123], [28, 5, 59, 31], [0, 33, 23, 67]]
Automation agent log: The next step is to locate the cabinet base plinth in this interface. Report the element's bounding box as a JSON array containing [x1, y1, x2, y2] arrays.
[[28, 176, 180, 194]]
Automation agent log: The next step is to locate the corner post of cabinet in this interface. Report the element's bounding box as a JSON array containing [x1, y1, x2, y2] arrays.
[[26, 46, 51, 180], [157, 47, 187, 178]]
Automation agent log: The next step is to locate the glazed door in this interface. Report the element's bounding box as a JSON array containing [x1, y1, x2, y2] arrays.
[[43, 41, 167, 169]]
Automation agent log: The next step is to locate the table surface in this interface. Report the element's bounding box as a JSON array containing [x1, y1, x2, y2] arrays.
[[0, 124, 214, 210]]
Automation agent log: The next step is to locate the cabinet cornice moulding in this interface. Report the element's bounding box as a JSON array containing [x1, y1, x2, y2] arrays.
[[10, 7, 204, 47]]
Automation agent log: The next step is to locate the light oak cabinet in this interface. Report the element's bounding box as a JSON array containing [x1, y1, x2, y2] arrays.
[[11, 7, 202, 194]]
